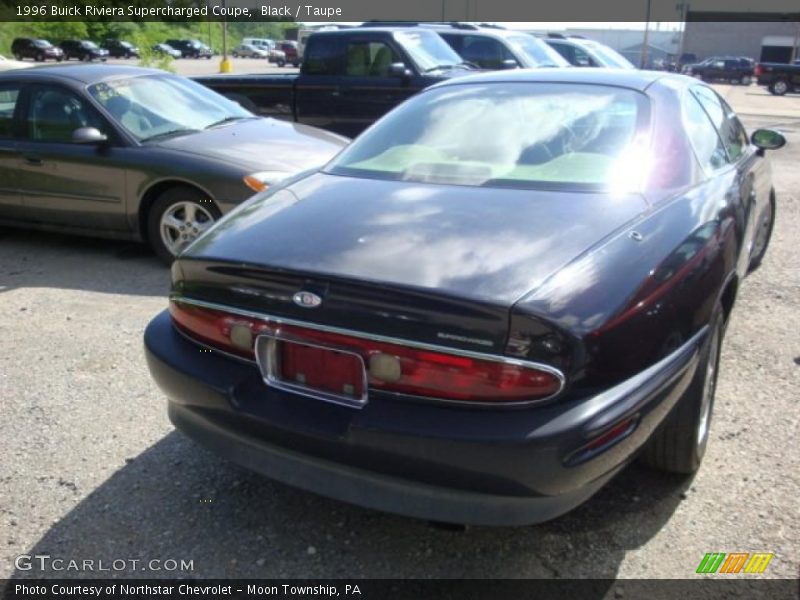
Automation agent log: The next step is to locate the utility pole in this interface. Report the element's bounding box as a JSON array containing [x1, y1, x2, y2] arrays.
[[640, 0, 652, 69]]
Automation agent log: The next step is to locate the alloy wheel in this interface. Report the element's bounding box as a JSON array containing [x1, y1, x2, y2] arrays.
[[696, 325, 721, 449], [159, 201, 216, 257]]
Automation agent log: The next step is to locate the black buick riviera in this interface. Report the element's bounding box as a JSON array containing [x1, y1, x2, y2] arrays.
[[145, 69, 784, 525]]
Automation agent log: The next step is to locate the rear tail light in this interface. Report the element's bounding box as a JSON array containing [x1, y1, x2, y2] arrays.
[[169, 299, 563, 404], [754, 64, 764, 76]]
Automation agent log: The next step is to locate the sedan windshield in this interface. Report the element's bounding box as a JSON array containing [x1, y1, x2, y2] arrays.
[[327, 83, 649, 190], [88, 74, 251, 142], [392, 30, 463, 71], [508, 35, 569, 67], [34, 40, 53, 48]]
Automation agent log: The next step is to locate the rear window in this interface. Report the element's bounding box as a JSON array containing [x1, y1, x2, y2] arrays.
[[327, 82, 649, 191]]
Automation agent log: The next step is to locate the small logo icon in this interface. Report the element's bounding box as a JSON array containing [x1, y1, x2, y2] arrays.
[[696, 552, 773, 574], [293, 291, 322, 308]]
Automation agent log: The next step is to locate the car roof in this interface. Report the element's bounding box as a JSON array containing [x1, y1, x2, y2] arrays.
[[0, 64, 165, 85], [431, 67, 689, 92]]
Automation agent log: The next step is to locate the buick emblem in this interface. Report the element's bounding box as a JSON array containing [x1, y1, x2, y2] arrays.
[[293, 291, 322, 308]]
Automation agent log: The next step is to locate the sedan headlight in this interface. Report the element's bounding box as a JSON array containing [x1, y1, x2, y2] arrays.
[[243, 171, 291, 193]]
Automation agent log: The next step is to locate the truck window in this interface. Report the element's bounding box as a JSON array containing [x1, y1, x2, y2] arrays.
[[460, 35, 514, 70], [345, 41, 400, 77], [303, 36, 342, 75]]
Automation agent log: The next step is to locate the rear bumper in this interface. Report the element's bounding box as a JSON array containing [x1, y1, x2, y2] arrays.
[[145, 310, 706, 525]]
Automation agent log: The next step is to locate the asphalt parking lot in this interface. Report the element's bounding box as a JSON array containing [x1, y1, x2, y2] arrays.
[[0, 84, 798, 580]]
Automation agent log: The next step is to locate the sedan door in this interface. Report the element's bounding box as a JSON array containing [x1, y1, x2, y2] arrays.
[[0, 81, 23, 218], [15, 83, 129, 232]]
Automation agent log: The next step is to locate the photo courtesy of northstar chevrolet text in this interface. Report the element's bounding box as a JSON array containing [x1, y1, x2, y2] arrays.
[[0, 0, 798, 594]]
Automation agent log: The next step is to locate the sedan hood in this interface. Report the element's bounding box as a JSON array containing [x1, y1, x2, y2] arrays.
[[152, 118, 348, 174], [187, 173, 647, 307]]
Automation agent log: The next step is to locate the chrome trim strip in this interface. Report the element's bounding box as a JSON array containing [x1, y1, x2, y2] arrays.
[[170, 295, 567, 405]]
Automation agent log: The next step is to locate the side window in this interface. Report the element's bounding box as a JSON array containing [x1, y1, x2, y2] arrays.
[[572, 45, 593, 67], [693, 86, 748, 161], [345, 41, 399, 77], [26, 85, 106, 143], [0, 84, 22, 139], [549, 42, 573, 64], [683, 91, 728, 171], [461, 36, 514, 70], [302, 36, 341, 75]]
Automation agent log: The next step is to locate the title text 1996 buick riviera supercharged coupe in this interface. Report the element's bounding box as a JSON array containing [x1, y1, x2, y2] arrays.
[[145, 69, 784, 525]]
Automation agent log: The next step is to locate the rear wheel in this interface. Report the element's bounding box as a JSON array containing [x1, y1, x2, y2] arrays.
[[641, 308, 725, 474], [146, 186, 220, 264], [770, 79, 789, 95], [35, 52, 44, 62], [14, 52, 22, 61], [740, 75, 752, 85]]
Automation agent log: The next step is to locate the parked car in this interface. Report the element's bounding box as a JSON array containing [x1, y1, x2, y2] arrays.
[[0, 55, 31, 71], [0, 65, 347, 263], [145, 68, 784, 526], [194, 27, 478, 137], [103, 40, 140, 59], [664, 52, 697, 73], [543, 35, 635, 69], [166, 39, 213, 59], [231, 44, 269, 59], [60, 40, 109, 62], [152, 43, 182, 59], [683, 56, 754, 85], [360, 22, 568, 70], [755, 61, 800, 95], [277, 41, 300, 67], [10, 38, 64, 62]]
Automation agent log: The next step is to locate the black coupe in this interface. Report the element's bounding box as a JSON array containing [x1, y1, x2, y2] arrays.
[[145, 69, 784, 525]]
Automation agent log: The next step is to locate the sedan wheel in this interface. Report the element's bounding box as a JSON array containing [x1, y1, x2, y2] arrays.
[[147, 187, 220, 264], [740, 75, 752, 85], [640, 308, 725, 474]]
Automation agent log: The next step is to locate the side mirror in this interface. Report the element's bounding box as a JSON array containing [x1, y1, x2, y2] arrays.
[[72, 127, 108, 145], [388, 62, 412, 78], [751, 128, 786, 151], [501, 59, 519, 70]]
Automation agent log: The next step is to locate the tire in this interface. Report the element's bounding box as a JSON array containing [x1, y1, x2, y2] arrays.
[[640, 308, 726, 474], [56, 56, 64, 62], [748, 195, 775, 273], [35, 52, 44, 62], [14, 52, 22, 61], [146, 186, 221, 265], [232, 52, 239, 58], [769, 79, 789, 96], [740, 75, 751, 86], [277, 59, 286, 67]]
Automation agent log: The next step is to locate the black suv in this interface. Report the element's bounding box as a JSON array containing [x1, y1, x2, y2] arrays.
[[103, 40, 139, 59], [165, 39, 212, 59], [10, 38, 64, 62], [683, 56, 754, 85], [59, 40, 109, 62]]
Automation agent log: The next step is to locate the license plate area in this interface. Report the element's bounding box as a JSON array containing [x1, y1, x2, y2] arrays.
[[255, 330, 368, 409]]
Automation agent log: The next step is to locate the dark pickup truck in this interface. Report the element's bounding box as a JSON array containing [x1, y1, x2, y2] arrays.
[[194, 28, 476, 137], [755, 61, 800, 95], [682, 56, 754, 84]]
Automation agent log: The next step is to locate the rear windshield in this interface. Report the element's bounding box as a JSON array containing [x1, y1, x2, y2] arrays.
[[326, 82, 649, 190]]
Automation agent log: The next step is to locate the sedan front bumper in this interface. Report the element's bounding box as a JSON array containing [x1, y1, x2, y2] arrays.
[[145, 309, 705, 525]]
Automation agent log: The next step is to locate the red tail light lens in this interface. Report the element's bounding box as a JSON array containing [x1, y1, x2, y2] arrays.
[[169, 299, 563, 404], [754, 64, 763, 76]]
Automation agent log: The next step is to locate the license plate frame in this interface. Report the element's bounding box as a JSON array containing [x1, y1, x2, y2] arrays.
[[255, 329, 369, 409]]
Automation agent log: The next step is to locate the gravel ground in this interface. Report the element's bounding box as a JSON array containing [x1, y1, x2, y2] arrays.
[[0, 99, 798, 580]]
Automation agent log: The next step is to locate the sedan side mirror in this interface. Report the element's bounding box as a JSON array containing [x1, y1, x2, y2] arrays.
[[72, 127, 108, 145], [501, 59, 519, 70], [389, 62, 412, 78], [751, 128, 786, 151]]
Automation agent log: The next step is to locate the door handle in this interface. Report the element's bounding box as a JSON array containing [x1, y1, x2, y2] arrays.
[[23, 155, 42, 166]]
